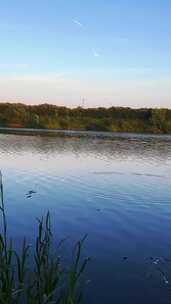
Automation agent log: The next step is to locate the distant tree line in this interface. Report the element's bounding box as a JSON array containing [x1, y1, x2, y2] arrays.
[[0, 103, 171, 133]]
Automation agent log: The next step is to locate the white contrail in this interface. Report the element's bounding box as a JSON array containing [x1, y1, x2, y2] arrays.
[[72, 19, 83, 27], [93, 49, 100, 57], [72, 20, 101, 58]]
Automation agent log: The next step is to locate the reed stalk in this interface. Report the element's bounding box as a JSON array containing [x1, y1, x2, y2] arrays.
[[0, 172, 89, 304]]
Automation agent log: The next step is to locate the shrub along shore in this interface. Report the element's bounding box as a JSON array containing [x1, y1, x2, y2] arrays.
[[0, 103, 171, 134]]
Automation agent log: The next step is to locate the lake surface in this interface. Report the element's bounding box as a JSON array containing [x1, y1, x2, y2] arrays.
[[0, 133, 171, 303]]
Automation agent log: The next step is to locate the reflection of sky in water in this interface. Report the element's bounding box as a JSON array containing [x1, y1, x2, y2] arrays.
[[0, 134, 171, 304]]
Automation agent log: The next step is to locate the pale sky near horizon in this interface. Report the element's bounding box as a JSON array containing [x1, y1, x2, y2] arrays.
[[0, 0, 171, 108]]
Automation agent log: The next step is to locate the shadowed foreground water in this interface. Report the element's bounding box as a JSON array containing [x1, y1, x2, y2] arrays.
[[0, 133, 171, 303]]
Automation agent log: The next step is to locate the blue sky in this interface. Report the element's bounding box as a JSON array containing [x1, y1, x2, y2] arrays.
[[0, 0, 171, 108]]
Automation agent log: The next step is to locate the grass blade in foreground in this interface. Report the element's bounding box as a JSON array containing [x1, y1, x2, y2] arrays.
[[0, 172, 89, 304]]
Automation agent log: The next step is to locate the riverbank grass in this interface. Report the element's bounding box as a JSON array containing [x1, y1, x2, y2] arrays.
[[0, 172, 89, 303]]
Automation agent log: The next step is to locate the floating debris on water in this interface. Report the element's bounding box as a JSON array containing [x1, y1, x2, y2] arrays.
[[123, 256, 128, 261], [131, 173, 164, 178], [153, 258, 160, 265], [93, 171, 124, 175], [157, 267, 169, 285], [146, 256, 171, 287], [93, 171, 165, 178], [26, 195, 32, 199], [26, 190, 37, 199]]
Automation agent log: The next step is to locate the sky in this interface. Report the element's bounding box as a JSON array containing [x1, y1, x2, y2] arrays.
[[0, 0, 171, 108]]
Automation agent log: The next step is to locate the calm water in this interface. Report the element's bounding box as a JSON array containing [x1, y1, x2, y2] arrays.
[[0, 133, 171, 303]]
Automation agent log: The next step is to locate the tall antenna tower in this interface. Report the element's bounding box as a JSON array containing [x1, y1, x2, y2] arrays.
[[81, 98, 85, 108]]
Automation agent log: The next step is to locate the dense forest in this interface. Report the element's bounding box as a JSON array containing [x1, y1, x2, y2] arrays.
[[0, 103, 171, 134]]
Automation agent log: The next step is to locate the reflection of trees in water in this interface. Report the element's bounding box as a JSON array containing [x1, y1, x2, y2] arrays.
[[0, 134, 171, 162]]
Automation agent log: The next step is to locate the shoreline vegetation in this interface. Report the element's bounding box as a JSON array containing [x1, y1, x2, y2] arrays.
[[0, 103, 171, 135], [0, 173, 89, 303]]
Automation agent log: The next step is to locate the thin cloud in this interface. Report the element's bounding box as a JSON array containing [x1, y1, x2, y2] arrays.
[[93, 49, 100, 57], [0, 63, 29, 69], [0, 73, 66, 83], [72, 19, 83, 27]]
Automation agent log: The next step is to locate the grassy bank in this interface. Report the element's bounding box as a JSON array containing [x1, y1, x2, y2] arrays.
[[0, 103, 171, 134]]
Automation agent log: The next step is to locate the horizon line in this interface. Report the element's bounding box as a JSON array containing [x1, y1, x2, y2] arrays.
[[0, 101, 170, 110]]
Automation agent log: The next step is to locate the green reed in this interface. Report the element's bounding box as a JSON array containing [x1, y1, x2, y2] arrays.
[[0, 172, 89, 304]]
